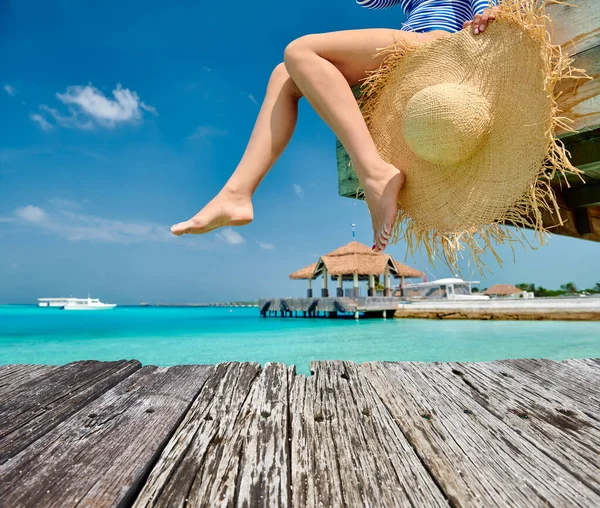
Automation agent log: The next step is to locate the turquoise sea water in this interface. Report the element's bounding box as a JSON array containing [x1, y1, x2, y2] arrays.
[[1, 305, 599, 375]]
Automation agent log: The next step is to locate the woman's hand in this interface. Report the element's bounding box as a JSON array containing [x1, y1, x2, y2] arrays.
[[462, 7, 498, 35]]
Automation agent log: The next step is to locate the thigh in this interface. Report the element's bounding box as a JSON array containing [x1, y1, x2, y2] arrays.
[[294, 29, 450, 85]]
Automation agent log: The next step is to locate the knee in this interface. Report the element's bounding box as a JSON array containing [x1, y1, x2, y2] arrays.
[[283, 35, 316, 67], [269, 62, 303, 99], [271, 62, 289, 82]]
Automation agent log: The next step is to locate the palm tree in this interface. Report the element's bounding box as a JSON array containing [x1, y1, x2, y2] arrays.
[[560, 282, 578, 294]]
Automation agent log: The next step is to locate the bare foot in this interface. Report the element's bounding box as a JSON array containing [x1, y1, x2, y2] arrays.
[[358, 162, 405, 252], [171, 189, 254, 236]]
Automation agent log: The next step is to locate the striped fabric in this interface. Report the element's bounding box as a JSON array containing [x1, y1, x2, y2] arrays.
[[356, 0, 498, 33]]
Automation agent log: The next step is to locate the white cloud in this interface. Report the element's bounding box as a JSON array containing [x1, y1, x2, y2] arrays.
[[32, 83, 156, 130], [216, 228, 244, 245], [39, 105, 93, 130], [14, 205, 173, 244], [293, 184, 304, 199], [16, 205, 48, 223], [56, 83, 156, 126], [30, 113, 53, 131], [258, 241, 275, 250], [4, 84, 16, 96], [248, 94, 258, 105], [187, 125, 228, 141]]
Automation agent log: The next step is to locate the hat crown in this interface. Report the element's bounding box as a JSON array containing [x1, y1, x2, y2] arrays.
[[402, 83, 492, 166]]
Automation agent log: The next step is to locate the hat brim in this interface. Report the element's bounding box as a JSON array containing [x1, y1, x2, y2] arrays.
[[359, 0, 585, 270]]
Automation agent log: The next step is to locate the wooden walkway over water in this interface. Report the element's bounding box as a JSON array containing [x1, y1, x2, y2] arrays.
[[259, 297, 402, 318], [1, 359, 599, 507]]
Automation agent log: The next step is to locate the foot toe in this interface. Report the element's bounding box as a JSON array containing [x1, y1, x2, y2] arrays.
[[171, 222, 189, 236]]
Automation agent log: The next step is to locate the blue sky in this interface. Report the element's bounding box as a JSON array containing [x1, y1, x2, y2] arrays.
[[1, 0, 598, 304]]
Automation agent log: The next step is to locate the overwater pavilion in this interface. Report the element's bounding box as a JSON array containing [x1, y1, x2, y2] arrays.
[[289, 241, 422, 298]]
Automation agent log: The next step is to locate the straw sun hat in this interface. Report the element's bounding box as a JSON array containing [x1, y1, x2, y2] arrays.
[[359, 0, 586, 271]]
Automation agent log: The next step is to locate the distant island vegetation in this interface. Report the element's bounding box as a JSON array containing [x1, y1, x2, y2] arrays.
[[473, 281, 600, 297]]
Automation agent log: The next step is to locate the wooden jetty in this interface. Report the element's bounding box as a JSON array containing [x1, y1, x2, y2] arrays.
[[1, 358, 599, 507], [258, 296, 403, 318]]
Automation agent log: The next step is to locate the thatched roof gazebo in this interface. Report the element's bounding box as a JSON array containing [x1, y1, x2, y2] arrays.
[[290, 241, 422, 297], [483, 284, 523, 297]]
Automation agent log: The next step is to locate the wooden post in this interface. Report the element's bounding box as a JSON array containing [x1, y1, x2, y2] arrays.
[[337, 275, 343, 297], [401, 275, 405, 298], [384, 267, 392, 297], [321, 267, 329, 297], [368, 274, 375, 297], [383, 310, 387, 319], [353, 272, 359, 298], [307, 278, 313, 298]]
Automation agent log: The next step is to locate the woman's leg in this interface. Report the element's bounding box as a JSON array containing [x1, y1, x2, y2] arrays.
[[171, 63, 302, 236], [172, 29, 448, 249]]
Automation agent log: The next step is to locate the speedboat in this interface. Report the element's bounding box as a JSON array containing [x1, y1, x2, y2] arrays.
[[402, 278, 490, 301], [62, 297, 117, 311]]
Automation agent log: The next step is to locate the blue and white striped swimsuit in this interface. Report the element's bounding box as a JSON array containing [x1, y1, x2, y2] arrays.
[[357, 0, 497, 33]]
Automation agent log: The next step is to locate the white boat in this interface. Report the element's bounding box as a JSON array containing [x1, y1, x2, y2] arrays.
[[402, 278, 490, 301], [62, 297, 117, 311], [38, 297, 83, 308]]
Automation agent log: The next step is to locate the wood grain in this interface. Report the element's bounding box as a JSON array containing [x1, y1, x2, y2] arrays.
[[0, 364, 58, 394], [447, 360, 600, 494], [133, 362, 262, 507], [0, 359, 140, 463], [547, 0, 600, 55], [361, 361, 600, 506], [556, 45, 600, 135], [290, 361, 448, 507], [495, 358, 600, 417], [0, 365, 212, 508]]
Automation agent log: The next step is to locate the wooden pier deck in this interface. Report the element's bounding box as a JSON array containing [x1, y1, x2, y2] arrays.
[[259, 297, 402, 318], [1, 359, 599, 507]]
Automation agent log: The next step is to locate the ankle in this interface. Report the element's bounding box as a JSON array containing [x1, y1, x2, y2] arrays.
[[353, 157, 395, 183], [220, 184, 253, 201]]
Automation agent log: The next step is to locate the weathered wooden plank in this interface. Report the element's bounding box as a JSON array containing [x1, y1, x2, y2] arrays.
[[446, 360, 600, 494], [290, 361, 447, 507], [496, 358, 600, 417], [133, 362, 262, 507], [0, 359, 141, 463], [0, 365, 212, 508], [555, 44, 600, 135], [234, 363, 292, 507], [547, 0, 600, 55], [361, 361, 600, 506], [289, 367, 345, 506], [562, 357, 600, 374], [0, 364, 58, 394]]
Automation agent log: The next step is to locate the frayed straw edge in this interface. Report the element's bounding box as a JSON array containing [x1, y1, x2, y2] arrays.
[[357, 0, 590, 274]]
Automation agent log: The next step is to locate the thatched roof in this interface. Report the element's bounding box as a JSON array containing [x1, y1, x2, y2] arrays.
[[483, 284, 522, 296], [289, 241, 423, 281], [392, 260, 423, 278], [289, 262, 317, 280], [316, 241, 392, 277], [323, 241, 375, 257]]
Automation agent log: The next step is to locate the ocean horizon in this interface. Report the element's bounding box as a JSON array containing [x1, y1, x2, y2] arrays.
[[2, 305, 599, 375]]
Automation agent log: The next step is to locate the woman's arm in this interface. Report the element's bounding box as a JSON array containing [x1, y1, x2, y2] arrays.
[[356, 0, 402, 9]]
